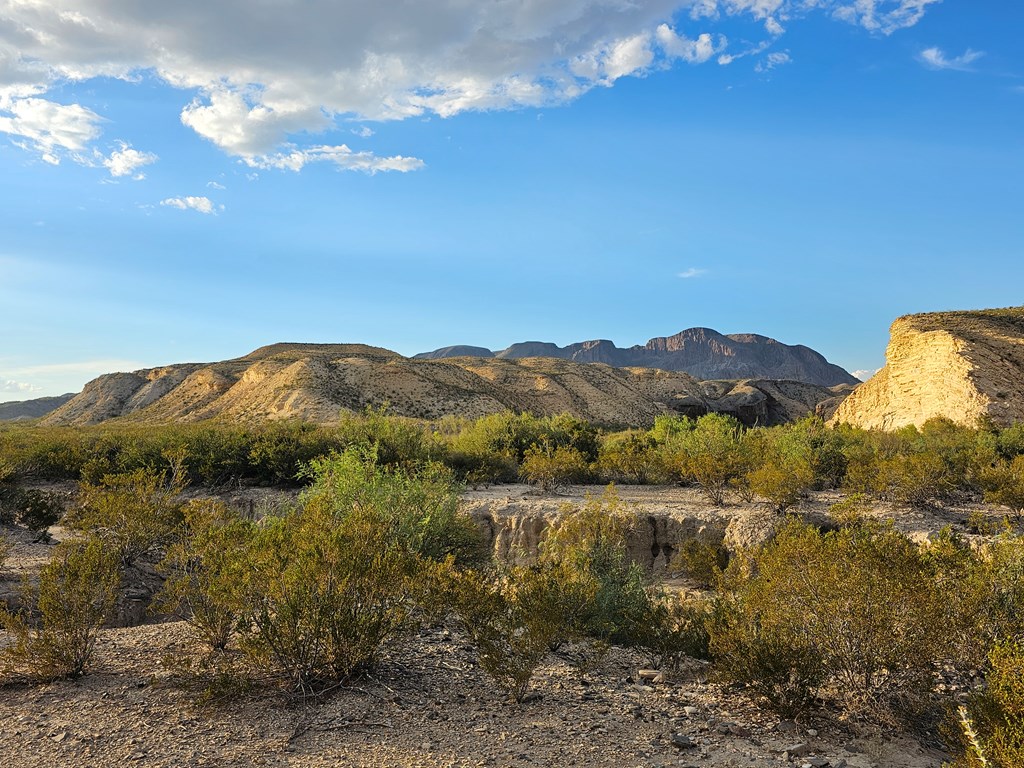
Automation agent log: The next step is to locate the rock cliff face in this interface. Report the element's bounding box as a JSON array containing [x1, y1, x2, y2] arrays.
[[830, 307, 1024, 431], [415, 327, 858, 386], [42, 343, 851, 428]]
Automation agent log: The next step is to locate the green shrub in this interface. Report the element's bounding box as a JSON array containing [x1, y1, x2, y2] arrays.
[[67, 468, 185, 565], [634, 592, 713, 670], [237, 502, 430, 694], [710, 518, 948, 715], [597, 431, 663, 484], [299, 449, 483, 565], [452, 563, 570, 703], [231, 450, 473, 693], [709, 595, 824, 718], [521, 442, 590, 492], [12, 488, 64, 538], [675, 414, 745, 505], [540, 488, 655, 648], [670, 537, 729, 587], [156, 499, 255, 651], [980, 455, 1024, 520], [1, 537, 121, 681], [952, 642, 1024, 767]]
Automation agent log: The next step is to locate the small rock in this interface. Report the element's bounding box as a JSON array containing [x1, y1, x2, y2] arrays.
[[638, 669, 660, 681], [806, 728, 819, 737], [671, 734, 698, 749], [777, 720, 799, 734], [683, 706, 700, 717], [727, 723, 751, 737], [784, 743, 812, 759], [52, 732, 67, 742]]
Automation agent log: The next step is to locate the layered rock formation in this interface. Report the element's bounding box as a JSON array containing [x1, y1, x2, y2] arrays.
[[43, 343, 851, 428], [830, 307, 1024, 430], [415, 327, 858, 386]]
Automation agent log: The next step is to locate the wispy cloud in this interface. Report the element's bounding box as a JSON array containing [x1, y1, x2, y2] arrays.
[[160, 196, 221, 215], [9, 360, 148, 376], [918, 47, 984, 72], [756, 51, 791, 72], [207, 181, 226, 190], [678, 267, 708, 279]]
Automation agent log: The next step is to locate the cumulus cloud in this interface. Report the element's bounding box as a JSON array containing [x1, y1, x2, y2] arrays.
[[103, 141, 157, 178], [0, 0, 940, 168], [852, 368, 881, 382], [0, 97, 103, 164], [160, 196, 220, 215], [657, 25, 726, 64], [1, 379, 41, 394], [918, 47, 985, 72], [678, 267, 708, 279]]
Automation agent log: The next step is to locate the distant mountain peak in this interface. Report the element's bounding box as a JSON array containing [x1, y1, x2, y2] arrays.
[[414, 327, 856, 386]]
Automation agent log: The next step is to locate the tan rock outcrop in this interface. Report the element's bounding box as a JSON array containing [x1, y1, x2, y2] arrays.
[[830, 307, 1024, 430]]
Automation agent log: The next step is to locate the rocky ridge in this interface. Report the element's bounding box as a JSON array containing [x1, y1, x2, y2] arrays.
[[42, 343, 854, 428], [415, 327, 858, 387], [830, 307, 1024, 431], [0, 394, 75, 422]]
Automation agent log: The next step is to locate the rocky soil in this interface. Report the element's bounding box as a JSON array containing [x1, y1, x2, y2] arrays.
[[2, 483, 1008, 768]]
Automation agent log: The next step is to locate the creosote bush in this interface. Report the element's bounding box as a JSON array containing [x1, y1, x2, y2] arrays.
[[1, 536, 120, 681], [452, 563, 572, 703], [709, 518, 950, 718], [219, 449, 478, 694], [67, 467, 185, 565], [156, 499, 255, 651]]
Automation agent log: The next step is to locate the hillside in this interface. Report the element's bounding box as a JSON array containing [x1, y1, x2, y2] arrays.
[[41, 343, 852, 428], [830, 306, 1024, 430], [0, 394, 75, 422], [415, 327, 858, 386]]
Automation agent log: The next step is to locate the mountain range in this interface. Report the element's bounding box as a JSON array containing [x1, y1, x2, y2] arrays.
[[414, 327, 858, 387], [34, 343, 854, 428]]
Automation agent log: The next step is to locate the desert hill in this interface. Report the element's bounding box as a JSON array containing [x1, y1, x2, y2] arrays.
[[830, 306, 1024, 431], [0, 394, 75, 422], [415, 327, 858, 386], [41, 343, 853, 428]]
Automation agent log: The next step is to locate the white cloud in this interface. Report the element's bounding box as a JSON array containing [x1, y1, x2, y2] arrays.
[[0, 97, 103, 164], [252, 144, 425, 174], [160, 196, 220, 215], [207, 180, 226, 190], [852, 368, 880, 382], [657, 25, 726, 65], [1, 379, 41, 394], [0, 0, 940, 167], [103, 141, 157, 178], [678, 267, 708, 279], [352, 126, 374, 138], [832, 0, 942, 35], [756, 51, 792, 72], [918, 47, 985, 72]]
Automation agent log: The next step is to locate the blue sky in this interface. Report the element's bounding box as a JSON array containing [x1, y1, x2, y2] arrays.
[[1, 0, 1021, 398]]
